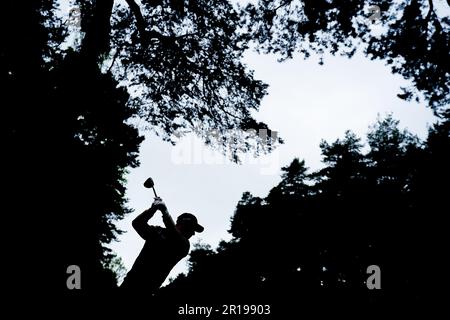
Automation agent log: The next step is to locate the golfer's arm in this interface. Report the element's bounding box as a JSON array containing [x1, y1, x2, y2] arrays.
[[132, 206, 157, 239], [161, 210, 177, 232]]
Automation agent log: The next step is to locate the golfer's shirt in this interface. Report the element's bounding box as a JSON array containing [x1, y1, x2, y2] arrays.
[[121, 226, 190, 291]]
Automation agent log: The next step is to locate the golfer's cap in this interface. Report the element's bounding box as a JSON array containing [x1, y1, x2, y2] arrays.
[[177, 213, 204, 233]]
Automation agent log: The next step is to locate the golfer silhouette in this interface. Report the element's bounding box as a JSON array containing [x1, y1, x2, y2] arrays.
[[121, 197, 204, 292]]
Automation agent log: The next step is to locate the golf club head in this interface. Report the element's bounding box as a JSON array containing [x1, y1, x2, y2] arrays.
[[144, 177, 154, 189], [144, 177, 158, 197]]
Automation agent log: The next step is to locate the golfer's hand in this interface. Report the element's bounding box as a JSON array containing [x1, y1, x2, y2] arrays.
[[152, 197, 167, 212]]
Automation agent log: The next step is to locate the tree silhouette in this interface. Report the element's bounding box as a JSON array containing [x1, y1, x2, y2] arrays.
[[242, 0, 450, 113], [2, 1, 143, 292], [160, 115, 449, 312], [80, 0, 279, 159]]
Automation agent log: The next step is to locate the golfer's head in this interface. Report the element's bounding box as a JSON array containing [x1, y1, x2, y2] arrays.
[[176, 213, 204, 239]]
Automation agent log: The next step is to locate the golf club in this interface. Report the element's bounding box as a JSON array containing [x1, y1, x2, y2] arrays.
[[144, 177, 158, 197]]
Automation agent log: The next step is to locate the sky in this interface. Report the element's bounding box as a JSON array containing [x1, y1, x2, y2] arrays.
[[108, 47, 437, 284]]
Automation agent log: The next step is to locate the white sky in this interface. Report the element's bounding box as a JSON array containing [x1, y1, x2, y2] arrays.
[[109, 49, 437, 285]]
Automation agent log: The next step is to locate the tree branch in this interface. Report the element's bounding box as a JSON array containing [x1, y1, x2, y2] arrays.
[[125, 0, 149, 43], [81, 0, 115, 64], [125, 0, 195, 46], [426, 0, 435, 20], [107, 47, 121, 73]]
